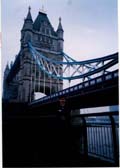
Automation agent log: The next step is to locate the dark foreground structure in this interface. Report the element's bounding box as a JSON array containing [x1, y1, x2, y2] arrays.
[[3, 101, 119, 167]]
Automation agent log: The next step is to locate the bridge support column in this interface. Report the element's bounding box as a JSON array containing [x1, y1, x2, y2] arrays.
[[17, 48, 33, 102], [17, 82, 22, 101], [22, 80, 30, 102]]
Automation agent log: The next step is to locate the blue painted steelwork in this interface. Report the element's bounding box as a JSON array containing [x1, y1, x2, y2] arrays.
[[29, 43, 118, 65], [28, 42, 118, 81], [6, 42, 118, 83]]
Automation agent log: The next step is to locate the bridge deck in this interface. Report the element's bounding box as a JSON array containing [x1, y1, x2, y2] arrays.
[[30, 70, 118, 109]]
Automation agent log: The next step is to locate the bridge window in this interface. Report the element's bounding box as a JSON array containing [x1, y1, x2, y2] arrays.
[[70, 88, 74, 91], [79, 85, 82, 89], [59, 92, 62, 95], [74, 86, 78, 90], [105, 74, 112, 80], [96, 78, 102, 83], [66, 89, 69, 93], [90, 80, 95, 85], [84, 82, 89, 87], [114, 72, 118, 77]]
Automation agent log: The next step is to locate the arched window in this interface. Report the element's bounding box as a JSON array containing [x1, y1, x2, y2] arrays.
[[38, 35, 40, 41], [42, 36, 45, 42], [58, 42, 61, 50], [46, 29, 49, 35], [42, 28, 45, 34], [26, 33, 31, 42], [50, 39, 53, 44]]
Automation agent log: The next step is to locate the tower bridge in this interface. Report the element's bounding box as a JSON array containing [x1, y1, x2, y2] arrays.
[[3, 7, 64, 102], [2, 7, 119, 167], [3, 7, 118, 103]]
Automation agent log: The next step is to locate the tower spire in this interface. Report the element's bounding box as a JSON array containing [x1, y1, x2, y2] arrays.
[[6, 62, 9, 70], [26, 6, 33, 21], [21, 6, 33, 31], [57, 17, 63, 31], [4, 62, 10, 79], [59, 17, 61, 23], [56, 17, 64, 51], [29, 6, 31, 11]]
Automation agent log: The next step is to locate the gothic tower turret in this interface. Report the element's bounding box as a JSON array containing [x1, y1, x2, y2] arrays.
[[3, 63, 10, 99], [3, 7, 64, 102], [21, 6, 33, 47], [4, 63, 10, 79], [56, 17, 64, 52]]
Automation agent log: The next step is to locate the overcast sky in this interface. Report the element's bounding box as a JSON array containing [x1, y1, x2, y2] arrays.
[[2, 0, 118, 76]]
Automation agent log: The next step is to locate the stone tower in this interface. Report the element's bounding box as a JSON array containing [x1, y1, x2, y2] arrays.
[[3, 63, 10, 99], [3, 7, 64, 102]]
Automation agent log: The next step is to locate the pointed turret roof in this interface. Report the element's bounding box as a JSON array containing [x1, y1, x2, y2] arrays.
[[57, 17, 63, 31], [26, 6, 33, 21], [33, 11, 57, 36], [6, 62, 9, 70], [33, 11, 47, 31], [4, 62, 9, 73], [22, 6, 33, 31]]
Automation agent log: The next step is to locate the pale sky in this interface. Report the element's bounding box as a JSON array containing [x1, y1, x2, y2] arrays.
[[2, 0, 118, 77]]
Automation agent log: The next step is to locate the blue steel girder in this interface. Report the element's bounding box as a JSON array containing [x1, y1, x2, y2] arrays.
[[6, 41, 118, 83], [28, 42, 118, 81]]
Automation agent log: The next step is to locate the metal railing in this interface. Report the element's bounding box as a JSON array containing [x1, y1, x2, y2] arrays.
[[71, 111, 119, 164], [30, 69, 118, 105]]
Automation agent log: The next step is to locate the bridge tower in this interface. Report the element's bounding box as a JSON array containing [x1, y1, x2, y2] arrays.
[[3, 7, 64, 102]]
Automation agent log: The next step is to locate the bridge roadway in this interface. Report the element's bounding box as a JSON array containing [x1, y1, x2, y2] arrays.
[[29, 70, 118, 114]]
